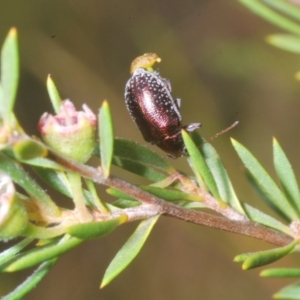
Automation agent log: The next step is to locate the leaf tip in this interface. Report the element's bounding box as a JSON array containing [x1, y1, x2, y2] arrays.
[[181, 129, 188, 137], [265, 34, 273, 43], [259, 270, 267, 277], [100, 280, 107, 289], [8, 27, 17, 38], [295, 71, 300, 81], [102, 99, 109, 108], [47, 74, 52, 82], [4, 266, 13, 272]]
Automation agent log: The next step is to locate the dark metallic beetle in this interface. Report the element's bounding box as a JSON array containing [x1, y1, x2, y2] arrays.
[[125, 53, 201, 158]]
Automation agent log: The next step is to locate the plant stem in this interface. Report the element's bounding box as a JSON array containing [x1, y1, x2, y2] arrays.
[[67, 172, 92, 222], [54, 153, 293, 247]]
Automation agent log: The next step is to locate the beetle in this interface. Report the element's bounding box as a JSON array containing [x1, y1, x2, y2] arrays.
[[124, 53, 201, 158]]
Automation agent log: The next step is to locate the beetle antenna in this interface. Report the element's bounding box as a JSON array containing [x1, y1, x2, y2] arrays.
[[210, 121, 239, 141]]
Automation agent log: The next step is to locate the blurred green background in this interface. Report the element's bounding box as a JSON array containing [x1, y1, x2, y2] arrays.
[[0, 0, 300, 299]]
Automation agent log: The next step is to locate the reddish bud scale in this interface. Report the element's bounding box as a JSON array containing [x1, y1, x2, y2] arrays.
[[125, 66, 201, 158]]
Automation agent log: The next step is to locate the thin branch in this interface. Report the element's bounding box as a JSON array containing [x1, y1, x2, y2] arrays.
[[161, 205, 292, 246], [54, 153, 293, 247]]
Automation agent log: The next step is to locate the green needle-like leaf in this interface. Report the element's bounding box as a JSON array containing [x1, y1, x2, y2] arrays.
[[106, 188, 138, 201], [0, 152, 60, 217], [2, 258, 57, 300], [232, 139, 298, 221], [106, 188, 140, 207], [46, 75, 62, 114], [200, 137, 245, 214], [112, 156, 167, 181], [140, 186, 202, 202], [2, 235, 83, 272], [12, 138, 48, 160], [84, 179, 109, 212], [0, 238, 33, 266], [99, 100, 114, 178], [267, 34, 300, 53], [182, 130, 221, 200], [22, 157, 68, 171], [101, 215, 159, 288], [233, 252, 253, 264], [245, 169, 290, 221], [261, 268, 300, 278], [112, 198, 140, 208], [273, 138, 300, 216], [264, 0, 300, 22], [33, 167, 73, 198], [239, 0, 300, 35], [21, 223, 69, 240], [1, 28, 19, 121], [243, 204, 291, 235], [67, 216, 127, 239], [108, 185, 191, 208], [112, 138, 174, 176], [274, 281, 300, 299], [241, 239, 298, 270]]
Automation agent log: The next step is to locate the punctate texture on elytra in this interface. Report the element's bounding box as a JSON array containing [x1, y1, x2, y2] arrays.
[[125, 54, 201, 158]]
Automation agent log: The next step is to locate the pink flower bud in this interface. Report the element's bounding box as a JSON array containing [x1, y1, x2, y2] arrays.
[[38, 100, 97, 163]]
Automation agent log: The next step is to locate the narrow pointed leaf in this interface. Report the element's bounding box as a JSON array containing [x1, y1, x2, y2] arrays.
[[0, 152, 60, 217], [232, 139, 297, 220], [67, 216, 127, 239], [199, 137, 244, 213], [0, 238, 33, 265], [12, 138, 48, 160], [99, 101, 114, 178], [21, 223, 68, 240], [108, 185, 202, 204], [273, 138, 300, 216], [101, 215, 159, 288], [182, 130, 220, 200], [274, 281, 300, 299], [106, 188, 138, 201], [106, 188, 140, 209], [33, 168, 72, 197], [1, 28, 19, 119], [245, 169, 289, 221], [243, 204, 291, 235], [22, 157, 67, 171], [261, 268, 300, 278], [2, 235, 83, 272], [238, 0, 300, 35], [182, 201, 207, 209], [113, 138, 175, 175], [267, 34, 300, 53], [46, 75, 62, 114], [263, 0, 300, 22], [233, 252, 254, 263], [84, 179, 109, 212], [2, 258, 57, 300], [140, 186, 202, 202], [112, 156, 167, 181], [112, 199, 140, 208], [242, 240, 298, 270]]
